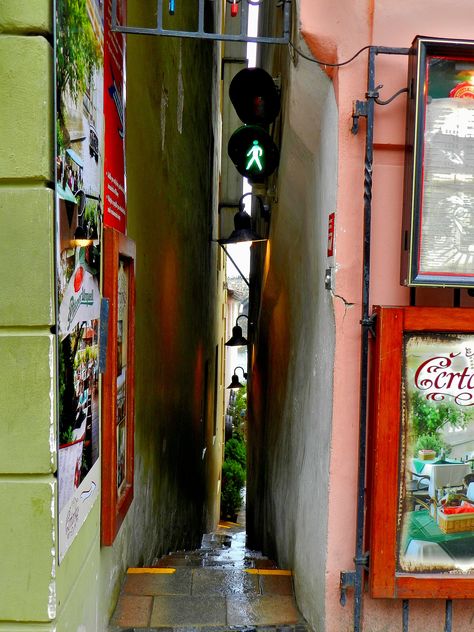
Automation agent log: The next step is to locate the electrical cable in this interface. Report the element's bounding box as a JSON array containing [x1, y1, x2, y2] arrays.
[[289, 40, 372, 68]]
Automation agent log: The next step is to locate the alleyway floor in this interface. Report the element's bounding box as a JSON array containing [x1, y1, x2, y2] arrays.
[[110, 508, 309, 631]]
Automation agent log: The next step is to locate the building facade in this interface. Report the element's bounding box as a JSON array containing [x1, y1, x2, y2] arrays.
[[248, 1, 474, 631], [0, 1, 226, 629]]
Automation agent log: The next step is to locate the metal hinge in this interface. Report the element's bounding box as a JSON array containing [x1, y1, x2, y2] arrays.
[[360, 313, 376, 338]]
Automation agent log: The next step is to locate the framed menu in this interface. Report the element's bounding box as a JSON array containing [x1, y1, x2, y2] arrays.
[[368, 306, 474, 598], [402, 37, 474, 287], [101, 227, 136, 545]]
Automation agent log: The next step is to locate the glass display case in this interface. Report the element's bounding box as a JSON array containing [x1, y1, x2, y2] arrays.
[[402, 37, 474, 287], [101, 227, 136, 545]]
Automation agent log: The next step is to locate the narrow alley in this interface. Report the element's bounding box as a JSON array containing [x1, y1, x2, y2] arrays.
[[111, 505, 309, 631]]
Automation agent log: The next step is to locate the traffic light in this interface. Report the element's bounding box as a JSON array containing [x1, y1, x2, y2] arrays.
[[227, 67, 280, 183]]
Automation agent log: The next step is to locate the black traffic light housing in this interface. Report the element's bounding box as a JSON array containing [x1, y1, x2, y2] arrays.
[[227, 67, 280, 183]]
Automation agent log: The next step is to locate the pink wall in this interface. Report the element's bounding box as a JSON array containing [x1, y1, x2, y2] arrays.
[[301, 1, 474, 629]]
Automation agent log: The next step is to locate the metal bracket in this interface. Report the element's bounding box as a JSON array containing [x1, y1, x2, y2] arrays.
[[340, 570, 356, 607], [339, 552, 370, 607], [324, 267, 334, 291], [360, 313, 376, 338], [351, 100, 368, 135], [351, 84, 408, 134], [111, 0, 292, 44]]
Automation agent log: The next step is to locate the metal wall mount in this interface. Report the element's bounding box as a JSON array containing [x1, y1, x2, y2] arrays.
[[111, 0, 291, 44]]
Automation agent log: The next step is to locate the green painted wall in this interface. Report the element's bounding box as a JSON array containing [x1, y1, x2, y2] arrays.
[[0, 1, 56, 628], [0, 0, 224, 628]]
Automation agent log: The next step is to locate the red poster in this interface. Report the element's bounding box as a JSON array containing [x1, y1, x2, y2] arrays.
[[104, 0, 127, 233], [327, 212, 335, 257]]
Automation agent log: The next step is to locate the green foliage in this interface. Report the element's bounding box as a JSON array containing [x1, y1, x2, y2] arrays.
[[221, 459, 245, 519], [411, 391, 467, 436], [410, 392, 468, 456], [60, 425, 74, 446], [57, 0, 102, 115], [57, 122, 66, 153], [225, 438, 246, 470], [414, 433, 449, 456], [227, 385, 247, 439], [221, 386, 247, 519]]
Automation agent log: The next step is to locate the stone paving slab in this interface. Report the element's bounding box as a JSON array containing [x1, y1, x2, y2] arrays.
[[150, 595, 227, 627], [258, 575, 294, 596], [192, 569, 259, 596], [124, 570, 193, 596], [226, 596, 302, 627], [112, 595, 153, 628]]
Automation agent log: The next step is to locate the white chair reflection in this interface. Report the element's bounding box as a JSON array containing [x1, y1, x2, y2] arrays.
[[427, 463, 470, 499]]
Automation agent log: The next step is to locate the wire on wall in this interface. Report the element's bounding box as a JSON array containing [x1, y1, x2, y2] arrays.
[[288, 40, 372, 68]]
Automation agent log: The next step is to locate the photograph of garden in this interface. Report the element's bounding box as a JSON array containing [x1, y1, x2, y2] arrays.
[[399, 333, 474, 572]]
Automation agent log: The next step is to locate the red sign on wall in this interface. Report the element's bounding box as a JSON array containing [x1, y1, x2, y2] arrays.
[[104, 0, 127, 233], [327, 212, 335, 257]]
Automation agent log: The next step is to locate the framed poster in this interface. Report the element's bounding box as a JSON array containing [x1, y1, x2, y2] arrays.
[[55, 0, 104, 562], [402, 37, 474, 287], [369, 306, 474, 598], [101, 227, 136, 545]]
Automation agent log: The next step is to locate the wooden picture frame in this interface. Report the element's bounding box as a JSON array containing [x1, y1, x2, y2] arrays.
[[101, 227, 136, 545], [369, 306, 474, 598]]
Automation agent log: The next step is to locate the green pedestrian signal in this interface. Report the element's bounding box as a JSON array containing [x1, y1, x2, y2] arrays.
[[228, 125, 278, 182], [246, 140, 264, 172], [227, 67, 280, 183]]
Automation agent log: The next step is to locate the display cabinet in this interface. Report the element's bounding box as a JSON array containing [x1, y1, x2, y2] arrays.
[[402, 37, 474, 287], [101, 227, 136, 545]]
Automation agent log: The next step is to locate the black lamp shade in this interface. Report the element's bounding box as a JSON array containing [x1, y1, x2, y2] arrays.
[[218, 208, 265, 245], [225, 324, 248, 347], [227, 374, 245, 389]]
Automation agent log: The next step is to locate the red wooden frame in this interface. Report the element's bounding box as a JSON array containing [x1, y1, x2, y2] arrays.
[[101, 227, 136, 545], [369, 306, 474, 598]]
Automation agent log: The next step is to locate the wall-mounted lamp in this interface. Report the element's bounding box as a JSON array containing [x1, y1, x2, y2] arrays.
[[227, 366, 247, 390], [218, 192, 270, 246], [225, 314, 249, 347], [71, 225, 93, 248]]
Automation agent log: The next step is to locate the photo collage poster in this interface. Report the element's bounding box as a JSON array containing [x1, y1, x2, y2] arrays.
[[56, 0, 104, 562]]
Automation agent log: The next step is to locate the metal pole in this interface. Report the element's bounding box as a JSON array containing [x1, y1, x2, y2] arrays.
[[353, 46, 376, 632], [402, 599, 409, 632], [219, 244, 250, 288], [444, 600, 453, 632]]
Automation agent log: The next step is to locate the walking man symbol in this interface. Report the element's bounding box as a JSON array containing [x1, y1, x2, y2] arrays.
[[246, 140, 263, 172]]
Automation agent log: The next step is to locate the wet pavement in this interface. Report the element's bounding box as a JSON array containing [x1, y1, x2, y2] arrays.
[[110, 511, 310, 631]]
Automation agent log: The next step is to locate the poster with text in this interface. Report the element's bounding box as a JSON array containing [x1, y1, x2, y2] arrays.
[[104, 0, 127, 233], [56, 0, 104, 562]]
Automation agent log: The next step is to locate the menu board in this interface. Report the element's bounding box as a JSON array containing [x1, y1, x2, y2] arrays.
[[421, 96, 474, 276], [417, 55, 474, 281]]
